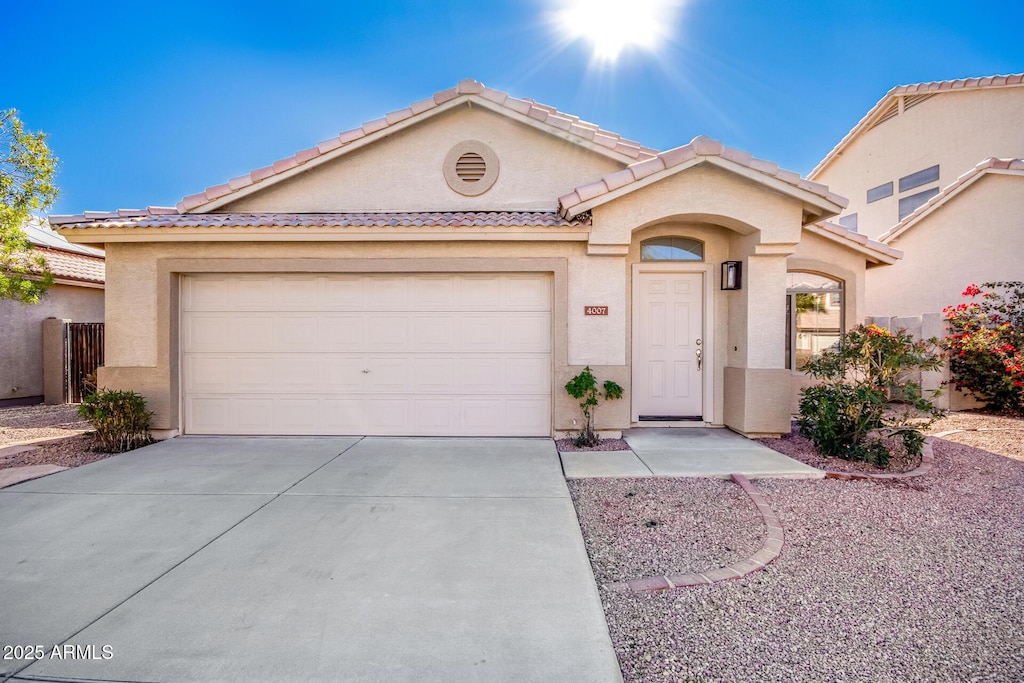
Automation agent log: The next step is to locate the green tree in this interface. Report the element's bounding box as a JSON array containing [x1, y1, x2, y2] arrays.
[[1, 109, 59, 303]]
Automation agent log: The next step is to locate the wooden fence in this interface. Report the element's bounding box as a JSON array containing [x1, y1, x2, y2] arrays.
[[65, 322, 104, 403]]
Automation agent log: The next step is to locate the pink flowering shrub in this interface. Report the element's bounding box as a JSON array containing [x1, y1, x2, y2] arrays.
[[943, 281, 1024, 414]]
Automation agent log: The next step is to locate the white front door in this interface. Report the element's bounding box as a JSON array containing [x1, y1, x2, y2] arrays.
[[633, 271, 704, 420]]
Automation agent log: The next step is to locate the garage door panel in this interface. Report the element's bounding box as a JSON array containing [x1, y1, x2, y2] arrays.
[[274, 277, 319, 309], [414, 399, 456, 429], [276, 399, 319, 430], [320, 314, 364, 350], [185, 356, 233, 393], [504, 276, 551, 309], [233, 276, 276, 309], [234, 315, 277, 352], [411, 315, 455, 349], [457, 276, 502, 309], [321, 399, 365, 431], [182, 273, 551, 436], [413, 358, 456, 391], [233, 398, 275, 432], [366, 316, 409, 350], [270, 314, 319, 351], [412, 277, 456, 309], [323, 277, 364, 309], [369, 278, 410, 309], [274, 358, 320, 393], [501, 314, 551, 352]]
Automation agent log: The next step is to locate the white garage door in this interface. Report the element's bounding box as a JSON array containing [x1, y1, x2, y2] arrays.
[[181, 273, 552, 436]]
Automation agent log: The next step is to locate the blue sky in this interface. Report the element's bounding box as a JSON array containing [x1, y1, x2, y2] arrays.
[[8, 0, 1023, 215]]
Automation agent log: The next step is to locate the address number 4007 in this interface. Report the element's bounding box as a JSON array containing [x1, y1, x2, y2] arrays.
[[584, 306, 609, 316]]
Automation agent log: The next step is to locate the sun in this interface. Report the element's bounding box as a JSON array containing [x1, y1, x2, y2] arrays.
[[554, 0, 682, 62]]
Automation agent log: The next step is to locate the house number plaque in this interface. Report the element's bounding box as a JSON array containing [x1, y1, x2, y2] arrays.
[[584, 306, 609, 316]]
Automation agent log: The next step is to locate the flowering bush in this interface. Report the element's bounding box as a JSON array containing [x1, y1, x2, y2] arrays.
[[943, 281, 1024, 414], [798, 324, 944, 467]]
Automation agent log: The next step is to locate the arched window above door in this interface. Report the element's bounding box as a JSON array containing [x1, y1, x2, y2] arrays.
[[640, 237, 704, 261]]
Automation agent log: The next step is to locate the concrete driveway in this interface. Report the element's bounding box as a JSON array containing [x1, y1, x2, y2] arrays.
[[0, 437, 621, 683]]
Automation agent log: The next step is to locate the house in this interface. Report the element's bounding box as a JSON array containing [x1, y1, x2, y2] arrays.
[[0, 219, 105, 406], [50, 79, 898, 439], [808, 74, 1024, 319]]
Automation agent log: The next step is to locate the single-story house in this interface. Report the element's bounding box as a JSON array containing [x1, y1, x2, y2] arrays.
[[0, 219, 105, 406], [51, 79, 898, 439]]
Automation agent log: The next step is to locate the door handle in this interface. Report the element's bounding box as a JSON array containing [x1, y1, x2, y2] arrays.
[[695, 348, 702, 371]]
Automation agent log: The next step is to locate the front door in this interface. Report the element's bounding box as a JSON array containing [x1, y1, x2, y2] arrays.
[[633, 271, 704, 420]]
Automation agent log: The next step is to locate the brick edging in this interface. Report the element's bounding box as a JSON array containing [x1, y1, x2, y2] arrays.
[[607, 473, 783, 593], [822, 438, 935, 482]]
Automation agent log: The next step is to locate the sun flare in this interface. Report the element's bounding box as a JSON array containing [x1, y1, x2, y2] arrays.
[[555, 0, 682, 62]]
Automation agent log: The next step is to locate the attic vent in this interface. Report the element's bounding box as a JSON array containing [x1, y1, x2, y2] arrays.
[[903, 93, 936, 111], [455, 152, 487, 182], [869, 100, 900, 130], [444, 141, 499, 196]]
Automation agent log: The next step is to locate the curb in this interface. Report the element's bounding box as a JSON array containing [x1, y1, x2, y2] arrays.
[[822, 438, 935, 482], [607, 473, 784, 593]]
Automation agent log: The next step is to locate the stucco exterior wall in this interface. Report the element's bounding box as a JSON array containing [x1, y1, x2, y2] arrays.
[[0, 283, 104, 401], [220, 106, 625, 213], [100, 239, 639, 436], [865, 174, 1024, 318], [813, 87, 1024, 239]]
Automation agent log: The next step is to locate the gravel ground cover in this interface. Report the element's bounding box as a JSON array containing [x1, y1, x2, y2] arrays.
[[0, 404, 114, 472], [555, 437, 632, 452], [572, 413, 1024, 682], [569, 478, 763, 584]]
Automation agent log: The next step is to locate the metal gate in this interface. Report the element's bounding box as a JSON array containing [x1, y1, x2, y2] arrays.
[[65, 322, 104, 403]]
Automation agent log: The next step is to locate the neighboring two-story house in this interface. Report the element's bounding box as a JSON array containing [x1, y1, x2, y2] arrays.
[[809, 74, 1024, 319]]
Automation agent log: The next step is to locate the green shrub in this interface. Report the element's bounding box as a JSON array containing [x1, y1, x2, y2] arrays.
[[942, 282, 1024, 414], [564, 366, 623, 448], [798, 324, 944, 467], [78, 389, 154, 453]]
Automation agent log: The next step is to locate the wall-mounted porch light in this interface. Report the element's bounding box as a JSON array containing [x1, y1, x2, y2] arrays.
[[721, 261, 742, 290]]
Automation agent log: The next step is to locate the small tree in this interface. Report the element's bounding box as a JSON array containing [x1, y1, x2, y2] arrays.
[[1, 109, 59, 304], [798, 324, 944, 467], [943, 282, 1024, 414], [564, 366, 623, 447]]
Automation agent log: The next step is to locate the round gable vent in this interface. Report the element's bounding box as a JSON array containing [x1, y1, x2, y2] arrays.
[[444, 141, 499, 196]]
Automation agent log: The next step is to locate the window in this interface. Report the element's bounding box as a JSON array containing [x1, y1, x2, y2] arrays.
[[838, 213, 858, 231], [640, 237, 704, 261], [786, 272, 843, 371], [867, 182, 893, 203], [899, 165, 939, 193], [898, 187, 940, 220]]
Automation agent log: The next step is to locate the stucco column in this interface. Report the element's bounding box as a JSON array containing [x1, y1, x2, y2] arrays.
[[42, 318, 69, 405], [723, 251, 792, 436]]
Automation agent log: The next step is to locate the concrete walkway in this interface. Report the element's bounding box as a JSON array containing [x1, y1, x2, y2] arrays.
[[560, 427, 823, 479], [0, 437, 622, 683]]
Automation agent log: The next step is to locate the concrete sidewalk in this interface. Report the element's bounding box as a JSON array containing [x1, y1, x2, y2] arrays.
[[560, 427, 824, 479], [0, 437, 622, 683]]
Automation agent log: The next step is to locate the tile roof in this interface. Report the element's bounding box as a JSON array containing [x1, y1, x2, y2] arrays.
[[809, 74, 1024, 179], [557, 135, 847, 219], [803, 221, 902, 265], [173, 79, 658, 213], [877, 157, 1024, 244], [34, 246, 105, 284], [50, 211, 589, 230]]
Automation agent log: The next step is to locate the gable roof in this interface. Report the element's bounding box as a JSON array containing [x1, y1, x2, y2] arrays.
[[803, 221, 901, 266], [558, 135, 847, 223], [809, 74, 1024, 179], [173, 79, 658, 214], [877, 157, 1024, 244]]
